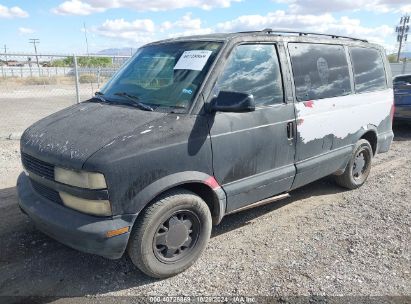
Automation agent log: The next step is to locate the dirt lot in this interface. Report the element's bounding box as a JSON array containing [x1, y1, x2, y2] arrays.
[[0, 121, 410, 301], [0, 84, 95, 139]]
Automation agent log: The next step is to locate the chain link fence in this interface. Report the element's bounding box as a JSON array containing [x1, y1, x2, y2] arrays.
[[390, 61, 411, 77], [0, 53, 130, 138], [0, 53, 130, 100]]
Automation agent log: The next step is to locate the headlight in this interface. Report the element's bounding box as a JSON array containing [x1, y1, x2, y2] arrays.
[[59, 192, 112, 216], [55, 167, 107, 189]]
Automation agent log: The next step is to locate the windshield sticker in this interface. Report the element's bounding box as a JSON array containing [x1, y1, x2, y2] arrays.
[[174, 50, 213, 71]]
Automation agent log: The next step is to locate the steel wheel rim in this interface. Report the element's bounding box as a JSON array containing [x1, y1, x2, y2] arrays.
[[352, 148, 370, 181], [153, 210, 201, 263]]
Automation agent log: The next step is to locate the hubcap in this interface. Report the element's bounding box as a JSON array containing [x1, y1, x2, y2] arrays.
[[153, 210, 200, 263]]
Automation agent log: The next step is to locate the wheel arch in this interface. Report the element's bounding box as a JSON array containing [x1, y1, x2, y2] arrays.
[[359, 127, 378, 156], [128, 171, 227, 226], [335, 126, 378, 176]]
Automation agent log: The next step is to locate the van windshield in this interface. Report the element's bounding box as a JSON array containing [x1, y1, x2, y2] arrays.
[[99, 41, 222, 112]]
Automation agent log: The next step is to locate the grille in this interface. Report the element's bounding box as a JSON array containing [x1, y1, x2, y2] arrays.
[[31, 180, 63, 205], [22, 153, 54, 180]]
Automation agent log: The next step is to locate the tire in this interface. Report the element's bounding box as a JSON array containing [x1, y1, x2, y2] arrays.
[[127, 189, 212, 278], [335, 139, 373, 190]]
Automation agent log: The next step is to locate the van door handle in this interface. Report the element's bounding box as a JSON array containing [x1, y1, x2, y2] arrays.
[[287, 122, 294, 140]]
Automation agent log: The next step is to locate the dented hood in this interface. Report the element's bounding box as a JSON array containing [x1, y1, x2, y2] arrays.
[[20, 102, 168, 169]]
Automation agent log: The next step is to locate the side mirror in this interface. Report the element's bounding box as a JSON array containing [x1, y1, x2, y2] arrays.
[[209, 91, 255, 113]]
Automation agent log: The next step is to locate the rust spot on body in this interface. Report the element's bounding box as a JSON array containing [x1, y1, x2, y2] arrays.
[[303, 100, 314, 108]]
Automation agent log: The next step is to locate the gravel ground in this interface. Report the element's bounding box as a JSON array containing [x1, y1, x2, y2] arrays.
[[0, 124, 410, 302], [0, 88, 92, 139]]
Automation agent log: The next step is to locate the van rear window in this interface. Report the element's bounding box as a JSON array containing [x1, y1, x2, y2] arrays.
[[288, 43, 351, 101], [350, 47, 387, 93]]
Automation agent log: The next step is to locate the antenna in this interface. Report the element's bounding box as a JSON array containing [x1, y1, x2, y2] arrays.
[[83, 22, 90, 56], [395, 14, 410, 62]]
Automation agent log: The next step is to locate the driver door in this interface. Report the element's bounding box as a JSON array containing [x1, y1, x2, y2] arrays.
[[208, 43, 296, 213]]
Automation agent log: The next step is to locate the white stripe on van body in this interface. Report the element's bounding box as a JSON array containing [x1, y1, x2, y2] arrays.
[[295, 89, 393, 143]]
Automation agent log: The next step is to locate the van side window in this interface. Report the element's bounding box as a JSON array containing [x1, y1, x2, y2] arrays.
[[350, 47, 387, 93], [216, 44, 284, 106], [288, 43, 351, 101]]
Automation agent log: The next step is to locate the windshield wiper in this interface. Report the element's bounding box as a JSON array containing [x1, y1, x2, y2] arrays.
[[114, 92, 153, 111], [93, 91, 107, 103]]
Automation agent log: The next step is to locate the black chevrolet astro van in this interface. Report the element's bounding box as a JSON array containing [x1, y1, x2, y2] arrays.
[[18, 29, 394, 278]]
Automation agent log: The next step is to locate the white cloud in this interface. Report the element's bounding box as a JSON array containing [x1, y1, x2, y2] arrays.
[[52, 0, 241, 15], [98, 18, 155, 33], [217, 11, 334, 31], [216, 10, 393, 46], [274, 0, 411, 14], [96, 31, 155, 44], [93, 13, 209, 44], [52, 0, 105, 15], [400, 4, 411, 13], [0, 4, 29, 18], [160, 13, 202, 32], [91, 18, 156, 44], [90, 9, 395, 52], [18, 27, 35, 35], [167, 28, 214, 39]]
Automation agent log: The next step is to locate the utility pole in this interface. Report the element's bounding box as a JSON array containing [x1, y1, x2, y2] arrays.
[[29, 38, 40, 68], [3, 44, 8, 63], [396, 14, 410, 63]]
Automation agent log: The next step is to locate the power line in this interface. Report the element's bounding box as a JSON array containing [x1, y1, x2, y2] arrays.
[[395, 14, 410, 63]]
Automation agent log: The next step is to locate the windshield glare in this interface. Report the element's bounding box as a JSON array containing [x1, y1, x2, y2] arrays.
[[100, 41, 222, 111]]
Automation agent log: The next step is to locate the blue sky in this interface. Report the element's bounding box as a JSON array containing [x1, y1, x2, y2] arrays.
[[1, 0, 410, 54]]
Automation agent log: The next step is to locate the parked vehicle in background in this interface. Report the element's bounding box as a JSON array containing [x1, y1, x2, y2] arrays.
[[394, 74, 411, 122], [17, 29, 394, 279]]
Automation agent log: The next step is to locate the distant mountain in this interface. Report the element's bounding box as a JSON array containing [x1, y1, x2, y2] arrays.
[[395, 51, 411, 59], [402, 52, 411, 58], [95, 48, 135, 56], [388, 51, 411, 61]]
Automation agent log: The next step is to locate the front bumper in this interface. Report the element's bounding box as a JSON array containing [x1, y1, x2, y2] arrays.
[[394, 104, 411, 121], [17, 173, 137, 259]]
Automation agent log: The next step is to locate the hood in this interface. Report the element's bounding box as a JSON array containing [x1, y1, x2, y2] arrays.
[[21, 101, 168, 169]]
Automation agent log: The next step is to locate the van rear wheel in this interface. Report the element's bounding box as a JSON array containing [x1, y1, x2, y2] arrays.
[[335, 139, 373, 189], [127, 189, 212, 278]]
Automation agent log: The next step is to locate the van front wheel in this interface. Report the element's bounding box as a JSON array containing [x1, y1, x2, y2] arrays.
[[335, 139, 373, 190], [127, 189, 212, 278]]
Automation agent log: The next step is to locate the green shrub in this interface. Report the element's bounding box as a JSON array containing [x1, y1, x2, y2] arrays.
[[24, 77, 57, 85], [51, 56, 113, 67], [79, 74, 97, 83]]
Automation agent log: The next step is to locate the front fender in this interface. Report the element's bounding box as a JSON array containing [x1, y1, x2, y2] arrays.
[[125, 171, 227, 224]]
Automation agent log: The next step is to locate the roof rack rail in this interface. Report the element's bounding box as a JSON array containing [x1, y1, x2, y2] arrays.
[[257, 28, 368, 42]]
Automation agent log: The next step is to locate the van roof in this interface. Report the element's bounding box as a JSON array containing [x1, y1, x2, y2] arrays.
[[148, 29, 372, 46]]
